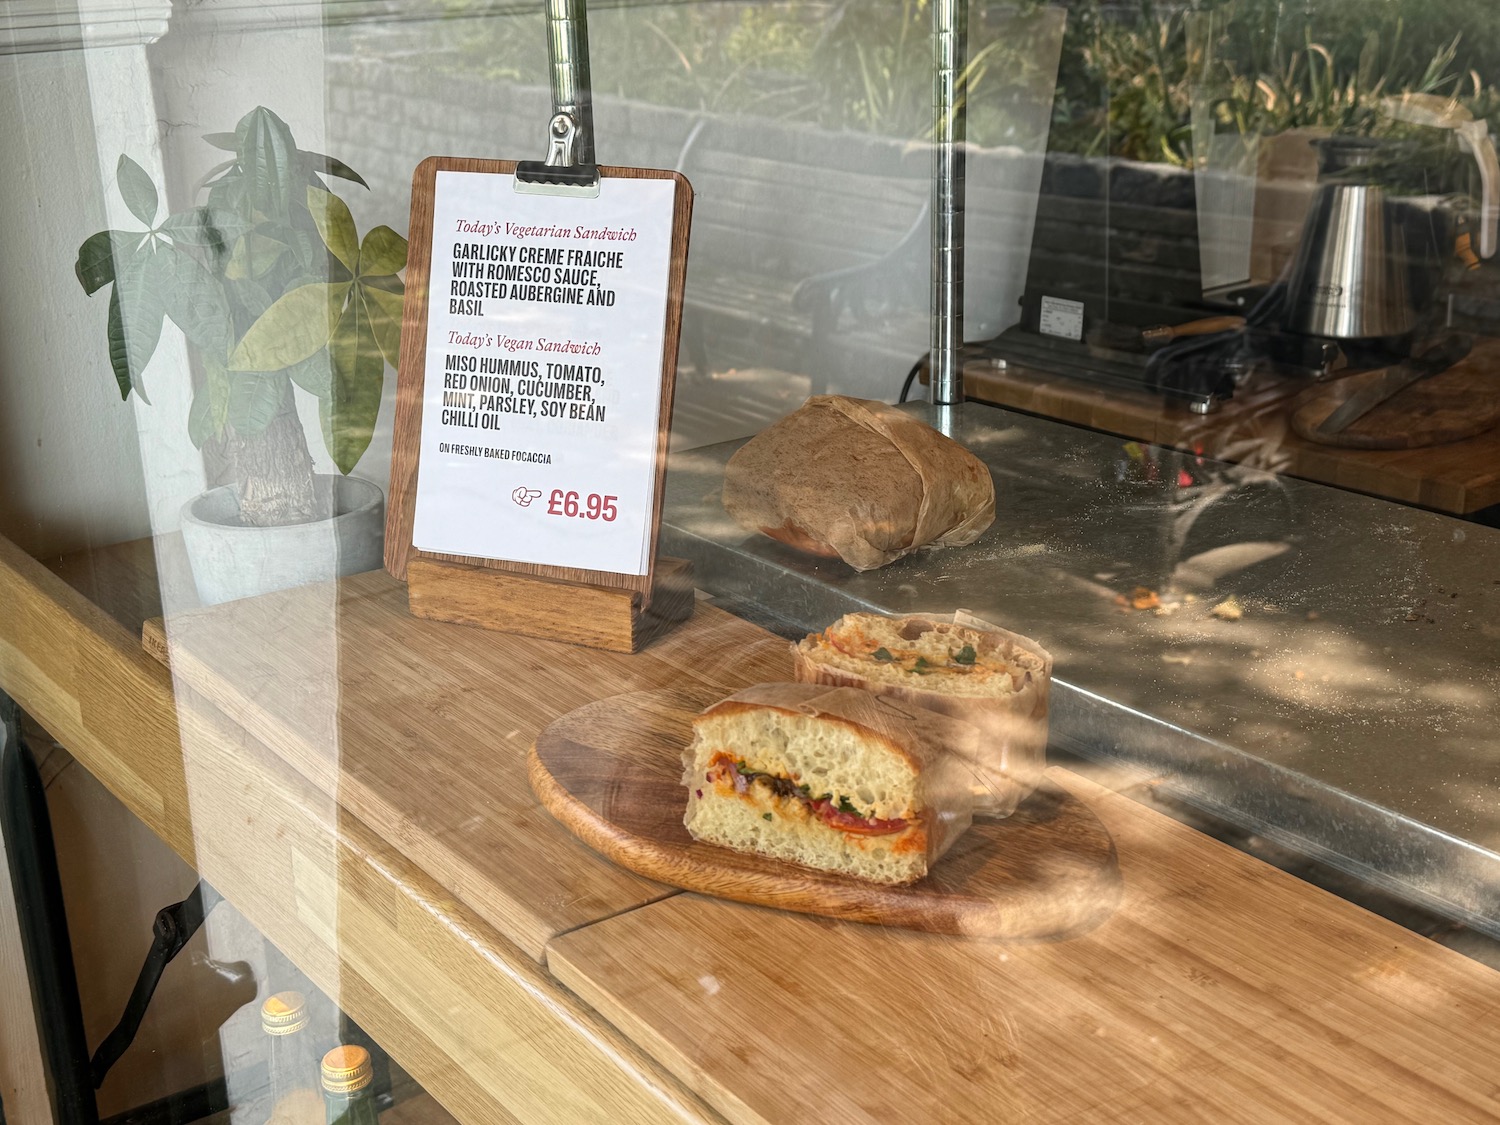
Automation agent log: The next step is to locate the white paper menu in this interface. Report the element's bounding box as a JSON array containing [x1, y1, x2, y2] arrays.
[[411, 171, 676, 576]]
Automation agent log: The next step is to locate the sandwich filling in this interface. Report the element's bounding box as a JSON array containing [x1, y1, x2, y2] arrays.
[[809, 616, 1039, 696], [700, 752, 918, 841]]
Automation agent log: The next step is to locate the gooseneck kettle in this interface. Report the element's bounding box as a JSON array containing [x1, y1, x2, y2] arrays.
[[1284, 108, 1498, 344], [1283, 137, 1415, 340]]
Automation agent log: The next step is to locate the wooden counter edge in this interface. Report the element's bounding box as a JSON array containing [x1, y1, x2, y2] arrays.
[[0, 535, 720, 1125]]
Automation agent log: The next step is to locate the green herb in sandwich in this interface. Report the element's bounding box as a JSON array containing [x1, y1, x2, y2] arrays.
[[912, 657, 934, 675], [953, 644, 977, 666], [762, 812, 773, 821], [837, 796, 861, 816], [872, 647, 896, 662]]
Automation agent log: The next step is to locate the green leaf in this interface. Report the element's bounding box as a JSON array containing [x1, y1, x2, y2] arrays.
[[231, 276, 277, 323], [318, 393, 336, 471], [106, 289, 132, 401], [953, 644, 977, 666], [225, 371, 289, 437], [228, 281, 348, 371], [282, 228, 324, 276], [285, 350, 332, 397], [225, 231, 289, 280], [202, 132, 238, 152], [116, 155, 159, 227], [360, 272, 404, 295], [75, 230, 140, 295], [357, 225, 407, 277], [164, 252, 232, 359], [187, 382, 215, 446], [192, 159, 238, 197], [158, 209, 222, 252], [306, 186, 359, 272], [188, 365, 232, 447], [911, 656, 933, 675], [160, 207, 245, 255], [324, 292, 385, 473], [359, 284, 404, 368], [204, 173, 243, 220], [235, 107, 296, 222], [303, 151, 368, 189], [111, 247, 170, 403], [872, 647, 895, 662]]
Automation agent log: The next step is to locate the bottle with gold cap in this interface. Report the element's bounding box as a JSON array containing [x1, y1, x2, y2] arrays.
[[321, 1045, 380, 1124], [262, 991, 325, 1124]]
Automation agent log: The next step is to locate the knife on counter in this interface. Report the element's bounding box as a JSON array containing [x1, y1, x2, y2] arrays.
[[1316, 335, 1474, 436]]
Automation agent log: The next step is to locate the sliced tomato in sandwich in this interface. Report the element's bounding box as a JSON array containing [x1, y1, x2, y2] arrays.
[[808, 798, 909, 836]]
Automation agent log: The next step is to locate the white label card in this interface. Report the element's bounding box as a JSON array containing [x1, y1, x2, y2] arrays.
[[412, 171, 675, 576], [1038, 295, 1085, 341]]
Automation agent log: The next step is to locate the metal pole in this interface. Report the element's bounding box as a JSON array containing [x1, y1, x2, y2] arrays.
[[545, 0, 596, 165], [931, 0, 967, 410]]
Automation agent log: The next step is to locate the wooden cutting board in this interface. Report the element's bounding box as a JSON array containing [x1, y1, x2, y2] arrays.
[[529, 688, 1121, 938], [1291, 338, 1500, 448]]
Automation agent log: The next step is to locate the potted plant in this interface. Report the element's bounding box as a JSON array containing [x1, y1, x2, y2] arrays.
[[75, 106, 407, 603]]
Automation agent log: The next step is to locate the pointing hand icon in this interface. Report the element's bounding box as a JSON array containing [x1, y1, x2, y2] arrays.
[[511, 486, 543, 507]]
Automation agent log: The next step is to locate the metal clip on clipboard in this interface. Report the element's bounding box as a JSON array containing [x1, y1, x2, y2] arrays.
[[515, 0, 600, 197]]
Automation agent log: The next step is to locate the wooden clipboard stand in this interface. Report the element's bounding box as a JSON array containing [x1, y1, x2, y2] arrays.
[[385, 152, 695, 655], [405, 556, 694, 654], [387, 10, 695, 655]]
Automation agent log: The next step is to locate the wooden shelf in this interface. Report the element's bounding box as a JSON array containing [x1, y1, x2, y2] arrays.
[[955, 352, 1500, 515]]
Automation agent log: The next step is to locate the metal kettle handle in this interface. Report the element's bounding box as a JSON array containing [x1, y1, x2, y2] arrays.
[[1457, 119, 1499, 259]]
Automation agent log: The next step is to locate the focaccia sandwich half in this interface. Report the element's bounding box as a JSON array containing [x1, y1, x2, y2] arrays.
[[682, 683, 976, 886], [794, 611, 1053, 817]]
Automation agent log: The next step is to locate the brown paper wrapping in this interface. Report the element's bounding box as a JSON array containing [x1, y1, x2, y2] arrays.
[[692, 683, 977, 864], [721, 395, 996, 571], [793, 611, 1052, 818]]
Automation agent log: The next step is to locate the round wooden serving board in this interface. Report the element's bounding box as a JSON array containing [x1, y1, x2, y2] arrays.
[[1290, 340, 1500, 449], [529, 689, 1121, 939]]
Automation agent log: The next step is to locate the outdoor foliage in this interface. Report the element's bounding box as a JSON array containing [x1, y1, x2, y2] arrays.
[[74, 107, 407, 475], [1053, 0, 1500, 167], [424, 0, 1500, 174]]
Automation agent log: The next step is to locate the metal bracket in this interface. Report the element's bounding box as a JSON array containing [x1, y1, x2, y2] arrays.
[[89, 882, 223, 1088], [515, 0, 600, 197], [545, 111, 580, 167]]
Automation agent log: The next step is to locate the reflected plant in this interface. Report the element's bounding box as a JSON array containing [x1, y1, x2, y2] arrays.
[[1054, 0, 1500, 171], [74, 107, 407, 526]]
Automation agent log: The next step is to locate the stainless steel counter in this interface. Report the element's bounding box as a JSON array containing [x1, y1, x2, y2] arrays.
[[662, 402, 1500, 934]]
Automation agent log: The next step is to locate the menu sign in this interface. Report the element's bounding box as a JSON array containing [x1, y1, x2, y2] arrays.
[[411, 171, 677, 576]]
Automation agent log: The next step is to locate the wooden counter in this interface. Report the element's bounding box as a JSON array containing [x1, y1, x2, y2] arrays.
[[6, 533, 1500, 1123]]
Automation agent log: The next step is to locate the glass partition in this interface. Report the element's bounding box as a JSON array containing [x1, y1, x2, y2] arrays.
[[2, 2, 1498, 1122]]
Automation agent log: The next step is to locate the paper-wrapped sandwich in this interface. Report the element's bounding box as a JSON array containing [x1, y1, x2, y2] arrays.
[[794, 611, 1052, 818], [721, 395, 995, 571], [682, 684, 976, 885]]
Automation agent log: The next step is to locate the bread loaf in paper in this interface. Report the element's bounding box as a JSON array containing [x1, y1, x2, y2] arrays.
[[721, 395, 995, 571], [794, 611, 1052, 817], [681, 683, 976, 885]]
